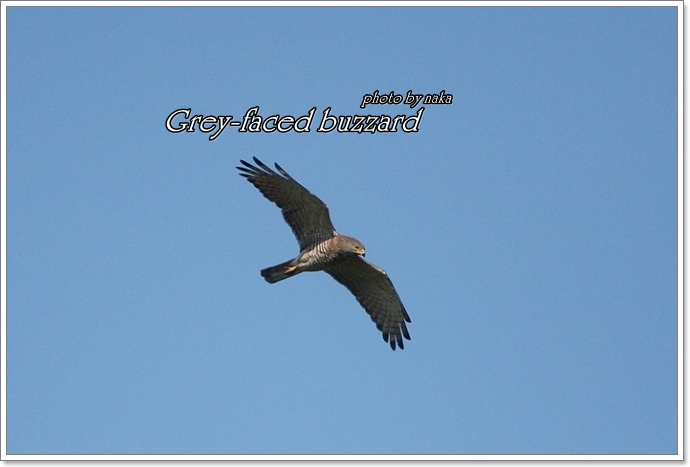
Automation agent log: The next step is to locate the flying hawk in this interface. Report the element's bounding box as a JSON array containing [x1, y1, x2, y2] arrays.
[[237, 157, 411, 350]]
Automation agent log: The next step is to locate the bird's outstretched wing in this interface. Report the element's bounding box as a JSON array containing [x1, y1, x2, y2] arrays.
[[237, 157, 337, 250], [324, 256, 411, 350]]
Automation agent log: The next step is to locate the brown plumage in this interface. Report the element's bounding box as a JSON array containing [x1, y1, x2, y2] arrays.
[[237, 157, 411, 350]]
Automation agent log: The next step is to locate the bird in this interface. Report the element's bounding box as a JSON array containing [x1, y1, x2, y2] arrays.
[[237, 157, 411, 350]]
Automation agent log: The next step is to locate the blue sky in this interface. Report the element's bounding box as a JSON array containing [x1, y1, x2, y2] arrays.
[[4, 4, 679, 457]]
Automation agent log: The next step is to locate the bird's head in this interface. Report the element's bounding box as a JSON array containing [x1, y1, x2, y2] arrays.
[[342, 236, 366, 257]]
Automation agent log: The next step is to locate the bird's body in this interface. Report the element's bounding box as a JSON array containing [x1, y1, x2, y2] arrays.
[[237, 157, 411, 350], [261, 235, 365, 283]]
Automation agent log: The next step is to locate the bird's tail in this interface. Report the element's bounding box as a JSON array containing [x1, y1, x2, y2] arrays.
[[260, 259, 300, 284]]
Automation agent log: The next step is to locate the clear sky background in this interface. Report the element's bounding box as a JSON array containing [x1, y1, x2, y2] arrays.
[[5, 5, 679, 456]]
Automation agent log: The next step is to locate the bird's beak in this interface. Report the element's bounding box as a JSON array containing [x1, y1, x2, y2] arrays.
[[362, 251, 366, 257]]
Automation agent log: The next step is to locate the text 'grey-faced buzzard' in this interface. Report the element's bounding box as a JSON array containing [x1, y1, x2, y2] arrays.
[[237, 157, 411, 350]]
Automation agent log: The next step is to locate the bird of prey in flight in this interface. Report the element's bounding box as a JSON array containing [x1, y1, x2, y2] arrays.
[[238, 157, 411, 350]]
